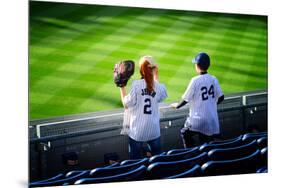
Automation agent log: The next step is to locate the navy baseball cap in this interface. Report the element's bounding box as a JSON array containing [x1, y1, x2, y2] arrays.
[[192, 52, 210, 65]]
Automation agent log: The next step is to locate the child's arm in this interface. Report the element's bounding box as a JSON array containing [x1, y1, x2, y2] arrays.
[[152, 64, 159, 82], [120, 87, 128, 109], [217, 95, 224, 104], [171, 100, 188, 109]]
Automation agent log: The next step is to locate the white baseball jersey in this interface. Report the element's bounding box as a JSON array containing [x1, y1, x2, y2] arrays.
[[182, 73, 223, 136], [123, 79, 167, 142]]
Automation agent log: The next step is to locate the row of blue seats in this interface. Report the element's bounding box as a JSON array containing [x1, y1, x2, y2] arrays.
[[30, 147, 267, 186], [30, 132, 267, 187]]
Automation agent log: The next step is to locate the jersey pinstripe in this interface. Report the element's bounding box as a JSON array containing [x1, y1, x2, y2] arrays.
[[182, 73, 223, 136], [123, 79, 167, 142]]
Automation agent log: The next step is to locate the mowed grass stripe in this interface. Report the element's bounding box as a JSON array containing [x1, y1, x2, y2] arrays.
[[243, 26, 267, 91], [29, 5, 126, 45], [30, 10, 179, 53], [30, 12, 264, 67], [110, 15, 267, 60], [30, 5, 105, 45], [29, 7, 144, 86], [32, 8, 189, 83], [30, 7, 173, 59], [31, 8, 170, 89], [30, 9, 182, 85], [89, 13, 265, 64], [30, 9, 170, 118], [213, 18, 267, 94], [124, 14, 266, 49], [29, 6, 132, 65], [210, 16, 253, 78]]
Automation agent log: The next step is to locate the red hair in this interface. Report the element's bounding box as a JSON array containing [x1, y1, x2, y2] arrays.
[[140, 61, 154, 94]]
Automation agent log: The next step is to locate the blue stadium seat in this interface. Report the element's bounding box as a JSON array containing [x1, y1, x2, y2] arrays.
[[199, 136, 243, 152], [260, 147, 268, 167], [90, 158, 148, 177], [74, 165, 146, 184], [242, 132, 267, 142], [30, 173, 65, 184], [208, 140, 258, 160], [209, 135, 243, 145], [247, 132, 267, 136], [165, 165, 202, 179], [30, 170, 89, 187], [104, 162, 120, 168], [256, 166, 267, 173], [257, 137, 267, 149], [149, 147, 201, 163], [65, 170, 91, 178], [120, 158, 149, 166], [66, 164, 120, 178], [201, 149, 261, 176], [147, 152, 208, 179], [166, 147, 198, 155]]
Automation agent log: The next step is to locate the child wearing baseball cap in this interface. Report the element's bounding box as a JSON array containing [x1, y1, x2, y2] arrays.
[[171, 52, 224, 147]]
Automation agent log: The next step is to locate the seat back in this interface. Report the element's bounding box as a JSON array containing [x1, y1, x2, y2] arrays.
[[260, 147, 268, 167], [66, 170, 91, 178], [199, 136, 243, 152], [208, 140, 258, 160], [242, 132, 267, 142], [30, 170, 89, 187], [201, 149, 261, 176], [257, 137, 267, 149], [75, 165, 146, 184], [147, 152, 208, 179], [165, 165, 202, 179], [209, 135, 242, 145], [256, 166, 267, 173], [90, 158, 148, 177], [30, 173, 65, 184], [120, 158, 149, 166], [166, 147, 198, 155], [149, 147, 200, 163]]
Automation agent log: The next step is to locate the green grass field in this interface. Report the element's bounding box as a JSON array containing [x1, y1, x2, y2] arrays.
[[29, 1, 268, 120]]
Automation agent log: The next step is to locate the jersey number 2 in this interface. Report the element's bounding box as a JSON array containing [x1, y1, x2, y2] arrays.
[[201, 85, 214, 101], [144, 98, 152, 114]]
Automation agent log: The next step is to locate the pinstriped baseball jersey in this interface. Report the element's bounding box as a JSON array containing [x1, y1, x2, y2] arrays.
[[182, 73, 223, 136], [123, 79, 167, 142]]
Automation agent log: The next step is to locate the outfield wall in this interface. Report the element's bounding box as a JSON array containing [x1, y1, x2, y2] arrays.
[[29, 90, 267, 181]]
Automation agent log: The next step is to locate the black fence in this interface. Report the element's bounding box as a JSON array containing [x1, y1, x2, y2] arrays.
[[29, 90, 267, 181]]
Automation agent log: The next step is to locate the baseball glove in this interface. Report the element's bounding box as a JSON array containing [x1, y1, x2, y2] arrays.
[[113, 60, 135, 87]]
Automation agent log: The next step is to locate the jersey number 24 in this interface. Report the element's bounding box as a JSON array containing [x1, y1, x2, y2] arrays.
[[201, 85, 214, 101]]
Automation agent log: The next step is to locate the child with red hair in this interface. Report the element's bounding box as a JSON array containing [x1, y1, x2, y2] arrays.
[[120, 56, 167, 159]]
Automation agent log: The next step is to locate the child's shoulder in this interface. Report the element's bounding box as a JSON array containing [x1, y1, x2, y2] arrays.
[[132, 79, 143, 85], [209, 74, 220, 82], [192, 74, 218, 82], [129, 79, 143, 89], [208, 74, 217, 79]]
